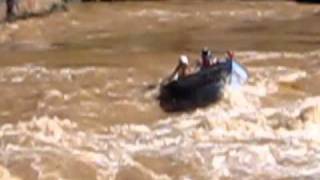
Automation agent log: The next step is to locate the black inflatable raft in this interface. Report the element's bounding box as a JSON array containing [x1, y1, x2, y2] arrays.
[[159, 59, 248, 112]]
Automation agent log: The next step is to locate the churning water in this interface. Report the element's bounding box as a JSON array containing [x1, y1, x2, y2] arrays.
[[0, 1, 320, 179]]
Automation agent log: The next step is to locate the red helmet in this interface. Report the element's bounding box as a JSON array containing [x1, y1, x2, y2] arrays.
[[227, 50, 235, 59]]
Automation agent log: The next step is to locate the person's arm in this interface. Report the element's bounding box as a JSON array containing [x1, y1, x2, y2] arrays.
[[169, 64, 180, 80], [161, 64, 181, 85], [211, 57, 218, 65], [194, 59, 201, 70]]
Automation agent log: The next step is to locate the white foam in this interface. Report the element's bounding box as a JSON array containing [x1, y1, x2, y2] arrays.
[[237, 50, 320, 63], [0, 109, 320, 179], [0, 53, 319, 179]]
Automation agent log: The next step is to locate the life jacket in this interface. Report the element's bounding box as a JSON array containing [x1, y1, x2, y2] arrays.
[[202, 58, 211, 68]]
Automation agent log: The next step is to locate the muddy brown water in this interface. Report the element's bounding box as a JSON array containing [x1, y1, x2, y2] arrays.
[[0, 1, 320, 180]]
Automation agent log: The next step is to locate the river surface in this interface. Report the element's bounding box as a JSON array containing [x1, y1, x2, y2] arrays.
[[0, 1, 320, 179]]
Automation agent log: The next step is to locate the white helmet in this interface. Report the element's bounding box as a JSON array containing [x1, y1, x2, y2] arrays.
[[179, 55, 189, 66]]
